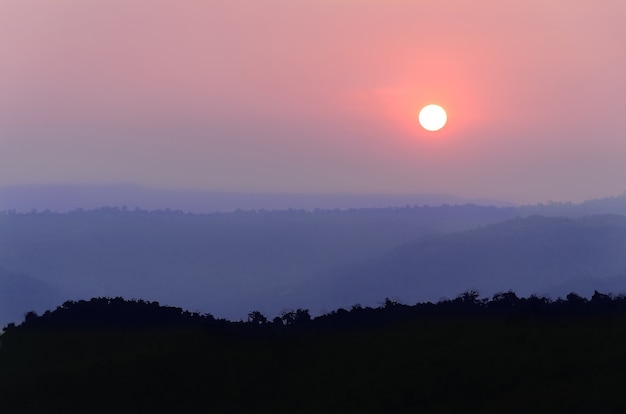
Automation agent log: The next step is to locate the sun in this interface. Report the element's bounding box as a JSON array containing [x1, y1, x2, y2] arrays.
[[418, 104, 447, 131]]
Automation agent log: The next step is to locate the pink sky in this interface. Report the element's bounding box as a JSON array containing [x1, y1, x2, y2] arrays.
[[1, 0, 625, 204]]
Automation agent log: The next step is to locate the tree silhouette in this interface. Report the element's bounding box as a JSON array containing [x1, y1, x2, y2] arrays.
[[280, 309, 311, 325], [247, 311, 268, 325], [24, 311, 38, 323]]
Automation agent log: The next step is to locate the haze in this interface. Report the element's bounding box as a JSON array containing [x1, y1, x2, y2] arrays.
[[2, 0, 625, 204]]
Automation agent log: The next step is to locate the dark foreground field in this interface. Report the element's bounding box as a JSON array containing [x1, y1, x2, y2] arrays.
[[2, 295, 626, 413]]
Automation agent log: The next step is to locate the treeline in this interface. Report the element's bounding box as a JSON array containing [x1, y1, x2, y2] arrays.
[[6, 289, 626, 334], [4, 292, 626, 412]]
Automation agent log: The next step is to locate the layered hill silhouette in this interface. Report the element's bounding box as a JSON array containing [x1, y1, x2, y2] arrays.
[[0, 205, 514, 323], [2, 203, 626, 325], [304, 215, 626, 310]]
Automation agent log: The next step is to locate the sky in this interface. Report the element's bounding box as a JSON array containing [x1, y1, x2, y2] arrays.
[[1, 0, 625, 204]]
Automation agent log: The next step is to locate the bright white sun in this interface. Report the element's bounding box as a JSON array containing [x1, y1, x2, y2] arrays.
[[418, 104, 447, 132]]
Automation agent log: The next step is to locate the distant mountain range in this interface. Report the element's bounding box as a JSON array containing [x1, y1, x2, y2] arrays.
[[0, 184, 514, 213], [2, 184, 626, 215], [517, 192, 626, 217], [0, 205, 514, 327], [2, 192, 626, 327], [301, 215, 626, 310]]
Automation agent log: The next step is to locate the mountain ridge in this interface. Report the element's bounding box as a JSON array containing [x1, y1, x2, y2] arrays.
[[299, 215, 626, 310]]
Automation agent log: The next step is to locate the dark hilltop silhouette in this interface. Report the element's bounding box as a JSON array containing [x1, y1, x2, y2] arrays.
[[2, 292, 626, 412]]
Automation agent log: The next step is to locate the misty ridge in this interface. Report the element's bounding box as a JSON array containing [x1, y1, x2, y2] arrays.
[[2, 185, 626, 328]]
